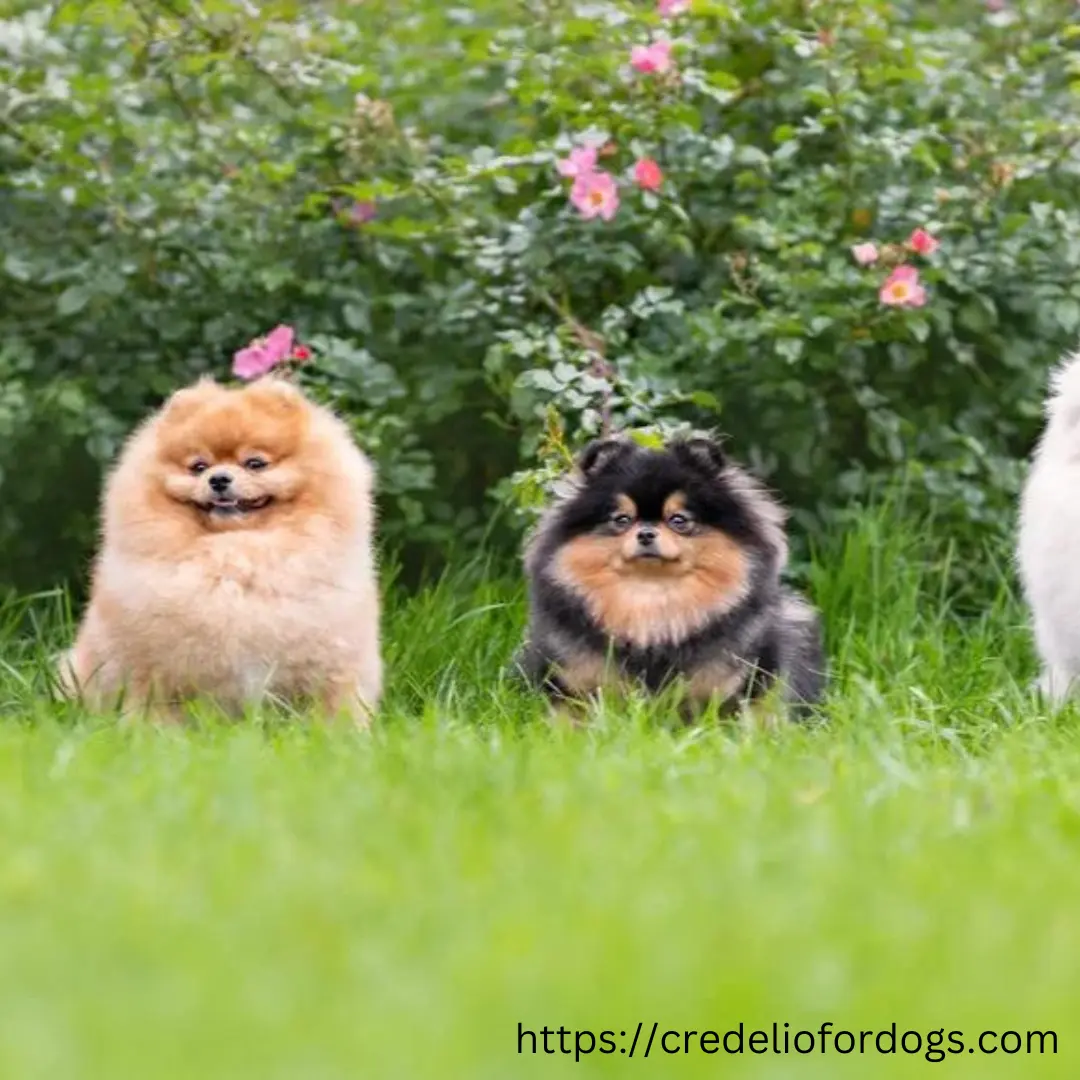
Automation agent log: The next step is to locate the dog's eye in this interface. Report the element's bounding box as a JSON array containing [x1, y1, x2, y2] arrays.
[[611, 513, 634, 531], [668, 513, 693, 533], [188, 460, 208, 475], [244, 457, 269, 471]]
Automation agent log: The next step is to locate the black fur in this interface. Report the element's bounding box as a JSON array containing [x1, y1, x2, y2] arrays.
[[514, 435, 826, 719]]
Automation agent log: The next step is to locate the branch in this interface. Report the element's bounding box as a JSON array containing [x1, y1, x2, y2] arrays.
[[130, 0, 203, 144], [150, 0, 299, 109], [534, 287, 614, 435]]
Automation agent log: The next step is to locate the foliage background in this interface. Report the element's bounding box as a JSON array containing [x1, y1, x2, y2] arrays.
[[3, 0, 1079, 595]]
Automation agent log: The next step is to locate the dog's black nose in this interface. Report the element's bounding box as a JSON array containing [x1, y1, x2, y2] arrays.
[[208, 471, 232, 494], [637, 526, 657, 546]]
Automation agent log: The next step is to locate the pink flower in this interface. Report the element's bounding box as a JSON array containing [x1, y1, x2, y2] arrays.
[[570, 170, 620, 221], [291, 345, 312, 363], [879, 265, 927, 308], [630, 40, 673, 75], [634, 157, 664, 191], [658, 0, 690, 15], [263, 325, 295, 363], [231, 325, 297, 381], [333, 199, 376, 226], [906, 228, 939, 256], [232, 344, 275, 381], [556, 146, 599, 179], [851, 242, 879, 266], [349, 201, 377, 225]]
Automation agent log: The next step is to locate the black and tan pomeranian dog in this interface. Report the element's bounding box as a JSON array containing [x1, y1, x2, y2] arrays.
[[514, 435, 825, 719]]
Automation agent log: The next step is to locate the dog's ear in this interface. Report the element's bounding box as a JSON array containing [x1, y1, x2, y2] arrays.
[[159, 378, 225, 425], [671, 435, 727, 475], [244, 376, 306, 418], [575, 436, 635, 478]]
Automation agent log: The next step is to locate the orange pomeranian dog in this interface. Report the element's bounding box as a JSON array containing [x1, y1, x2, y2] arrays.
[[61, 376, 382, 722]]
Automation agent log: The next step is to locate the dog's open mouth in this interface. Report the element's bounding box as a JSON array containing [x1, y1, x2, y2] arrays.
[[625, 551, 681, 571], [198, 495, 273, 517]]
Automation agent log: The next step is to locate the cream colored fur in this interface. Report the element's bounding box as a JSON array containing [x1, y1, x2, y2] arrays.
[[61, 378, 381, 722]]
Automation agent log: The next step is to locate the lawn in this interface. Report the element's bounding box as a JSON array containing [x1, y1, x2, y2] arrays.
[[0, 512, 1076, 1079]]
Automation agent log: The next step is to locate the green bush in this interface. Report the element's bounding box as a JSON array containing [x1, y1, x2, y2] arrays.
[[3, 0, 1079, 592]]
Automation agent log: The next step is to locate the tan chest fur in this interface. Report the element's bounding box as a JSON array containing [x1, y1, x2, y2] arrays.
[[81, 533, 376, 706], [552, 530, 749, 649]]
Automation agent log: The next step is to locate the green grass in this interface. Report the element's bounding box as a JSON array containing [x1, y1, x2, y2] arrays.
[[1, 512, 1078, 1078]]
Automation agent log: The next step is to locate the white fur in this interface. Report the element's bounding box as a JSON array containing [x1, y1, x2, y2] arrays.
[[1018, 350, 1080, 701]]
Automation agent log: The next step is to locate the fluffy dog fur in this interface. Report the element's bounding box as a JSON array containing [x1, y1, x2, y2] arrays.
[[62, 377, 381, 721], [514, 435, 826, 718], [1018, 351, 1080, 702]]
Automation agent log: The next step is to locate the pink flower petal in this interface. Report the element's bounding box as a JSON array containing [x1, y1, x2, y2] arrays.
[[879, 265, 927, 307], [658, 0, 690, 15], [570, 171, 620, 221], [556, 146, 599, 179], [634, 158, 664, 191], [631, 40, 673, 75], [263, 325, 296, 364], [906, 228, 939, 256], [851, 242, 879, 266], [349, 201, 377, 225], [232, 345, 275, 381]]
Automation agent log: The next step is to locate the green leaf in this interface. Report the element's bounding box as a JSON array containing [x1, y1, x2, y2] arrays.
[[958, 298, 997, 334], [688, 389, 720, 409], [1057, 299, 1080, 336], [524, 370, 560, 393], [706, 70, 742, 92], [343, 303, 370, 333], [735, 146, 770, 168], [57, 285, 92, 316], [908, 317, 931, 343], [776, 338, 804, 364], [3, 255, 32, 282]]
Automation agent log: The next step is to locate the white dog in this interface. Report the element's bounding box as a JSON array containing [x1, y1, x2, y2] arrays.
[[1018, 352, 1080, 701]]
